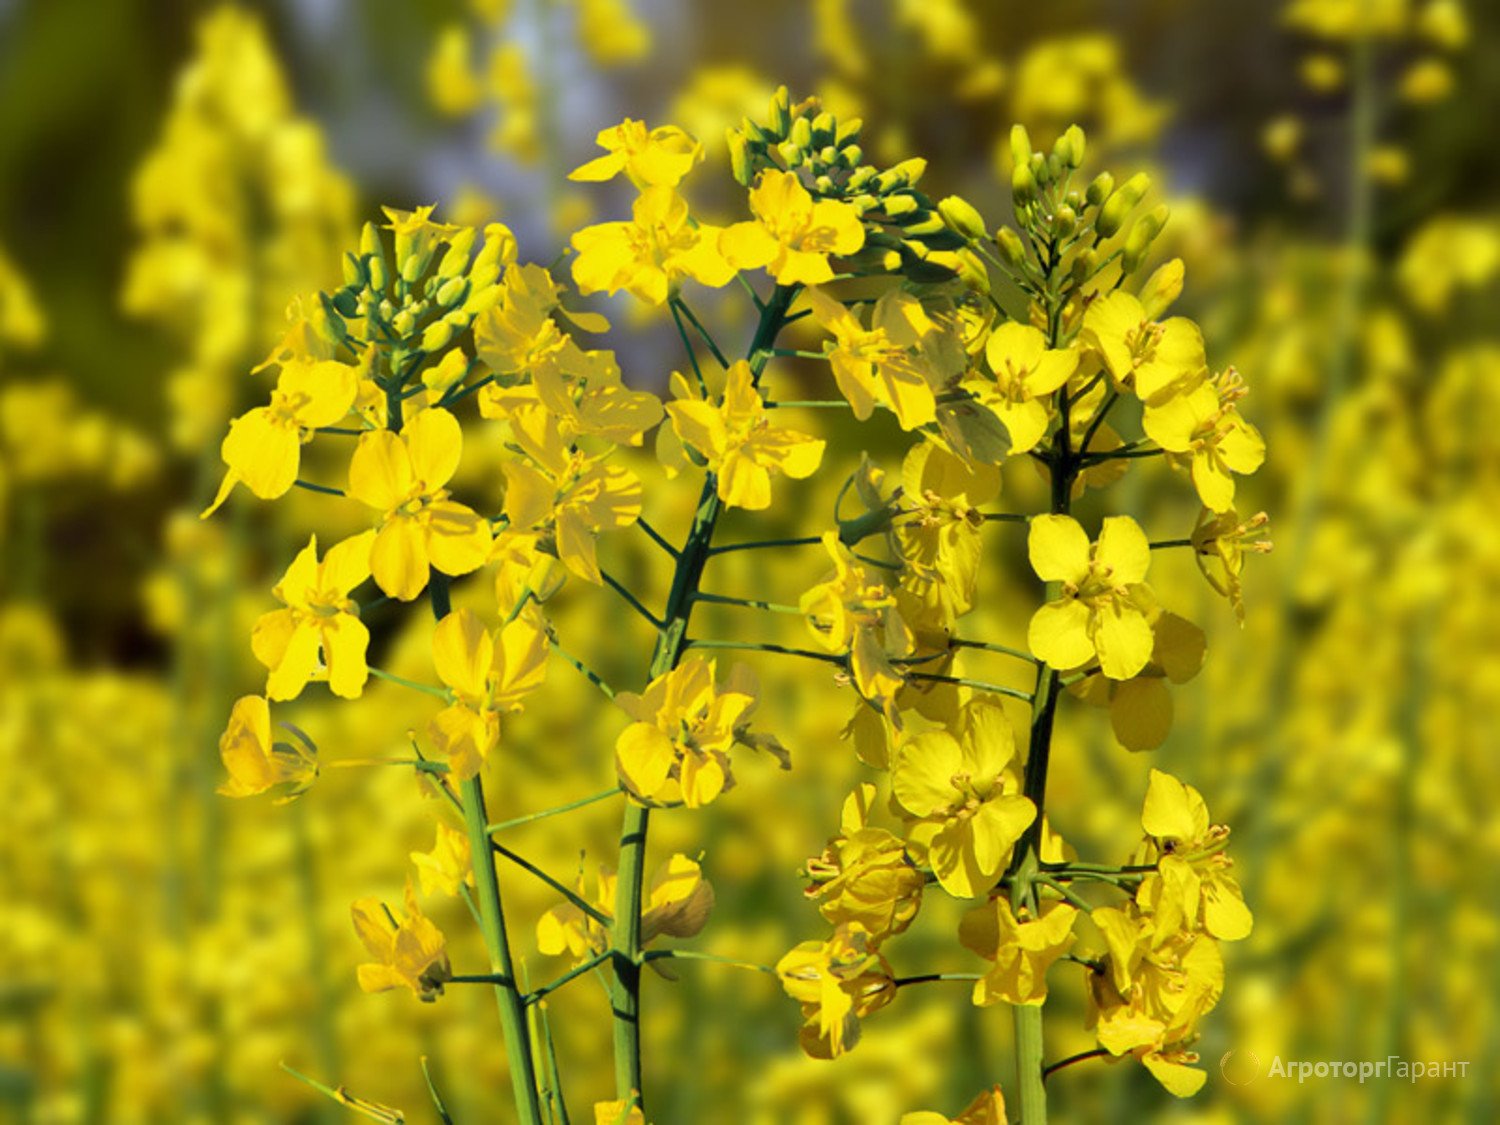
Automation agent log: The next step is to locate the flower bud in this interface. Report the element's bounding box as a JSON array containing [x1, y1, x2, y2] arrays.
[[1121, 204, 1169, 273], [995, 227, 1027, 268], [1055, 124, 1086, 168], [1009, 124, 1032, 170], [1096, 172, 1150, 238], [1085, 171, 1114, 207], [938, 195, 988, 240]]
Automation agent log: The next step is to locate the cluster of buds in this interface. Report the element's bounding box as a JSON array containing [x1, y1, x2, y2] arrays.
[[937, 125, 1172, 312], [320, 208, 517, 396], [728, 87, 978, 284]]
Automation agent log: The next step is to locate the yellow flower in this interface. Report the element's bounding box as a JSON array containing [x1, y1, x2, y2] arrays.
[[571, 188, 733, 305], [1140, 769, 1252, 941], [1070, 612, 1206, 752], [900, 1086, 1008, 1125], [1143, 369, 1265, 512], [1190, 507, 1272, 622], [1081, 291, 1205, 403], [665, 359, 825, 510], [613, 655, 782, 807], [804, 784, 925, 941], [427, 608, 549, 781], [251, 531, 375, 701], [203, 359, 358, 514], [347, 408, 492, 601], [1088, 904, 1223, 1097], [720, 170, 865, 286], [776, 922, 895, 1059], [891, 701, 1035, 898], [959, 897, 1078, 1006], [569, 119, 703, 188], [800, 532, 914, 714], [804, 286, 956, 430], [537, 854, 714, 963], [474, 262, 663, 445], [969, 322, 1080, 453], [410, 822, 473, 897], [1027, 515, 1154, 680], [350, 882, 451, 1002], [501, 404, 642, 583], [216, 695, 317, 800], [894, 442, 1000, 618]]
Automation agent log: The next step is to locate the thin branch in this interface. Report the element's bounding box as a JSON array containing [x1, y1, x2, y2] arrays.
[[368, 667, 451, 700], [1042, 1048, 1109, 1082], [524, 950, 613, 1005], [551, 640, 617, 700], [691, 591, 803, 615], [490, 840, 612, 927], [893, 972, 984, 987], [669, 300, 709, 394], [640, 949, 774, 974], [672, 297, 730, 369], [293, 479, 346, 498], [952, 638, 1038, 665], [487, 788, 621, 834], [685, 638, 843, 665], [906, 671, 1034, 703], [599, 569, 663, 629], [635, 517, 678, 558], [707, 535, 822, 556]]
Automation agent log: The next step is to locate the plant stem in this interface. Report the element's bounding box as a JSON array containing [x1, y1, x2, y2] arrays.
[[609, 284, 798, 1113], [487, 787, 621, 834]]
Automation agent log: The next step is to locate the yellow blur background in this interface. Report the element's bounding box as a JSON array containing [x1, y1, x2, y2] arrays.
[[2, 0, 1499, 1122]]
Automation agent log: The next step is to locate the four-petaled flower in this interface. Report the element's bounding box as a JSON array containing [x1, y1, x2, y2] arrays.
[[1082, 291, 1206, 403], [251, 531, 375, 701], [350, 882, 451, 1002], [428, 607, 550, 781], [347, 408, 493, 601], [569, 119, 704, 188], [665, 359, 825, 510], [970, 322, 1080, 453], [1027, 514, 1155, 680], [959, 897, 1079, 1007], [721, 170, 865, 287], [571, 188, 734, 305], [216, 695, 317, 800], [891, 700, 1036, 897], [204, 358, 358, 514], [613, 654, 783, 807]]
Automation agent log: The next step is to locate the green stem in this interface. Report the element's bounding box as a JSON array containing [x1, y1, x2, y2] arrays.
[[425, 568, 541, 1125], [609, 284, 798, 1112]]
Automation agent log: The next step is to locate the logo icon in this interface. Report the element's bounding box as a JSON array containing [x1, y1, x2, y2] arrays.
[[1220, 1050, 1261, 1086]]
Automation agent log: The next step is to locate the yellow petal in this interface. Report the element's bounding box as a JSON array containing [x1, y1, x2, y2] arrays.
[[1028, 515, 1091, 583], [349, 429, 414, 512], [371, 515, 429, 601]]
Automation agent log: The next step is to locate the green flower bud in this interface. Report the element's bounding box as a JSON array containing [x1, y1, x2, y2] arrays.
[[1009, 124, 1033, 170], [1085, 171, 1114, 207], [1096, 172, 1151, 238], [1121, 204, 1169, 273], [1054, 205, 1078, 238], [996, 227, 1027, 268], [1012, 163, 1037, 206], [1055, 124, 1086, 168], [728, 130, 753, 186], [938, 195, 988, 240], [421, 319, 455, 353], [790, 116, 813, 153]]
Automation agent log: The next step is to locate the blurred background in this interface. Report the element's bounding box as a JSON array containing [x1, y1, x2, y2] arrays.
[[2, 0, 1499, 1121]]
